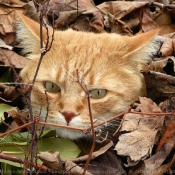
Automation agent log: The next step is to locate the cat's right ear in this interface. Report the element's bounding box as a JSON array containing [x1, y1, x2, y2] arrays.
[[16, 14, 47, 58]]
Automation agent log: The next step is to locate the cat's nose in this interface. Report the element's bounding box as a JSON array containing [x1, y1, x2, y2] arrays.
[[61, 111, 77, 124]]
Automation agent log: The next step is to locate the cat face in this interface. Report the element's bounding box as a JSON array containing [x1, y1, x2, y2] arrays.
[[17, 14, 159, 139]]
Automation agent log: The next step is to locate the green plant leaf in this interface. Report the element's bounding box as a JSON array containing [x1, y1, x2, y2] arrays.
[[10, 129, 56, 142], [0, 130, 80, 168], [39, 138, 81, 160], [1, 162, 12, 175]]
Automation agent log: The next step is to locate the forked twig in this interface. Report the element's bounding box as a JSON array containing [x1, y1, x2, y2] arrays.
[[76, 69, 96, 175]]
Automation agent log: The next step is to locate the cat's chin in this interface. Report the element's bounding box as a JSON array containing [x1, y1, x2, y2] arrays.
[[54, 127, 90, 140]]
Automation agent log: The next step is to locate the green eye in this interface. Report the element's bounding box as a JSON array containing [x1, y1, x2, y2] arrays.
[[44, 81, 61, 93], [89, 89, 107, 99]]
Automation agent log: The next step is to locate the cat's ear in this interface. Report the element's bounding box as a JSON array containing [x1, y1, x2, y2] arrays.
[[16, 14, 47, 57], [123, 30, 160, 64]]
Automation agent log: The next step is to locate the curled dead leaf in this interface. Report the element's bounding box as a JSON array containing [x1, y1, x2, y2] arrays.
[[37, 151, 63, 171], [158, 38, 173, 57], [66, 140, 113, 163], [148, 57, 175, 77], [144, 139, 175, 175], [115, 97, 164, 167], [65, 160, 92, 175], [141, 9, 158, 32], [143, 71, 175, 103], [157, 120, 175, 152], [0, 84, 23, 106]]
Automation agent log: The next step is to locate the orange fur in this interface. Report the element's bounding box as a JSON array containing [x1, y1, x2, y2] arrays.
[[17, 14, 160, 139]]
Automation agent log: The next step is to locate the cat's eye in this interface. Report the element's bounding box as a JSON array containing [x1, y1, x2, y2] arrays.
[[89, 89, 107, 99], [44, 81, 61, 93]]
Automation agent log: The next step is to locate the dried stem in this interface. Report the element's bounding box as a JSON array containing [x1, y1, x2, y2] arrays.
[[76, 69, 96, 175], [151, 2, 175, 9], [82, 91, 96, 175], [0, 110, 174, 139], [25, 7, 55, 174], [113, 107, 131, 137], [0, 153, 55, 174], [38, 89, 49, 139]]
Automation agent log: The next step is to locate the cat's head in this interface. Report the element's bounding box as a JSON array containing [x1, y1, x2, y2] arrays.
[[17, 14, 159, 140]]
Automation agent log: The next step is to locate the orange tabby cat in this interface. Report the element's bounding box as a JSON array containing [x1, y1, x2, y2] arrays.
[[17, 14, 160, 139]]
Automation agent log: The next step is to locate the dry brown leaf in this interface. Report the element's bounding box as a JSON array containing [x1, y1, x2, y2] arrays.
[[37, 151, 63, 171], [141, 9, 158, 32], [0, 5, 24, 35], [143, 71, 175, 103], [129, 139, 175, 175], [0, 2, 25, 45], [0, 0, 27, 7], [147, 57, 175, 75], [157, 120, 175, 151], [159, 97, 175, 113], [115, 97, 164, 167], [159, 38, 173, 57], [0, 38, 13, 50], [149, 154, 175, 175], [0, 84, 22, 106], [151, 8, 175, 35], [70, 140, 126, 175], [4, 107, 25, 127], [41, 0, 104, 32], [65, 160, 92, 175], [0, 48, 27, 68], [66, 140, 113, 163], [23, 1, 39, 22], [97, 1, 149, 35], [143, 139, 175, 175], [98, 1, 149, 19]]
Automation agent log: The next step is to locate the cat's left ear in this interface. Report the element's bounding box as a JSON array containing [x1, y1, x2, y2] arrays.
[[123, 30, 160, 64], [16, 14, 48, 58]]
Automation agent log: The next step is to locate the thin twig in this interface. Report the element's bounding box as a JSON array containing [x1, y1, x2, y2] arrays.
[[151, 2, 175, 9], [0, 121, 84, 138], [0, 153, 55, 174], [82, 92, 96, 175], [1, 110, 173, 138], [75, 69, 96, 175], [113, 107, 131, 137], [38, 89, 49, 139]]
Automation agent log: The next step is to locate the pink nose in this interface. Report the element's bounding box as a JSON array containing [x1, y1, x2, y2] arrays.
[[61, 111, 76, 124]]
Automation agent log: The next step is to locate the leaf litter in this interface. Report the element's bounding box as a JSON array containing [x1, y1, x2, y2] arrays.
[[1, 0, 175, 174]]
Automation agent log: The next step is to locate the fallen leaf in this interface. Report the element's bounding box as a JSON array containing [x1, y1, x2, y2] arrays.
[[0, 38, 13, 50], [158, 38, 173, 57], [41, 0, 99, 32], [143, 71, 175, 103], [141, 8, 158, 32], [0, 48, 27, 68], [97, 1, 149, 35], [146, 56, 175, 76], [149, 154, 175, 175], [37, 151, 63, 171], [129, 139, 175, 175], [0, 0, 25, 45], [157, 120, 175, 151], [0, 84, 23, 106], [144, 139, 175, 175], [66, 140, 113, 163], [65, 160, 92, 175], [0, 0, 27, 7], [159, 97, 175, 113], [115, 97, 164, 167]]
